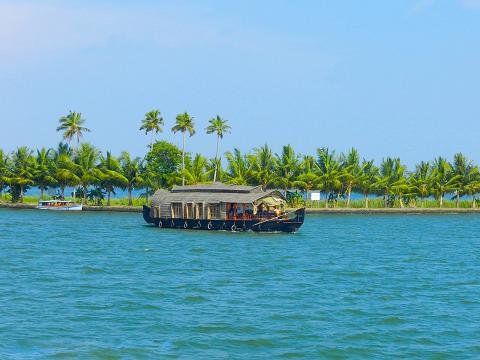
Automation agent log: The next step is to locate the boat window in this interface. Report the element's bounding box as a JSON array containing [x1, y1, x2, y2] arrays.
[[195, 204, 204, 219], [184, 203, 194, 219], [172, 203, 183, 218], [226, 203, 239, 220], [208, 204, 221, 219]]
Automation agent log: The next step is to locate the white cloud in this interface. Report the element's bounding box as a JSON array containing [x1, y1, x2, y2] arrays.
[[0, 1, 268, 69], [0, 2, 116, 59]]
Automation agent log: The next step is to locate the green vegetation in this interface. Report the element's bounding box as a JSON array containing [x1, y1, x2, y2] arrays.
[[56, 111, 90, 144], [206, 115, 231, 182], [2, 110, 480, 209], [139, 109, 164, 148], [171, 112, 195, 186]]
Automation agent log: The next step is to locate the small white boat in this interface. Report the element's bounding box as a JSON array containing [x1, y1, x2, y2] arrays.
[[37, 200, 83, 211]]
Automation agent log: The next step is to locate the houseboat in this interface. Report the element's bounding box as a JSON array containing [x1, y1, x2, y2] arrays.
[[143, 183, 305, 232], [37, 200, 83, 211]]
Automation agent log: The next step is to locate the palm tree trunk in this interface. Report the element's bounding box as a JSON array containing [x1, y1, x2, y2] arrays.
[[305, 188, 309, 206], [145, 186, 149, 204], [325, 189, 328, 208], [20, 185, 24, 203], [439, 194, 443, 208], [128, 187, 133, 206], [150, 132, 154, 149], [40, 186, 45, 200], [364, 192, 369, 208], [82, 186, 87, 205], [384, 190, 388, 208], [472, 196, 476, 208], [213, 135, 220, 182], [107, 190, 111, 206], [346, 186, 351, 208], [61, 186, 65, 198], [399, 195, 404, 208], [421, 196, 424, 208], [182, 132, 186, 186], [455, 192, 460, 208]]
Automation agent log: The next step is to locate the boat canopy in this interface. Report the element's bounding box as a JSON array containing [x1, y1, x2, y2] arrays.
[[151, 183, 286, 208], [255, 196, 285, 207], [149, 183, 288, 221]]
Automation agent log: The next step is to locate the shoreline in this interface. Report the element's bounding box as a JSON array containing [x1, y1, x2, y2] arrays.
[[302, 207, 480, 214], [1, 202, 480, 214], [0, 202, 142, 212]]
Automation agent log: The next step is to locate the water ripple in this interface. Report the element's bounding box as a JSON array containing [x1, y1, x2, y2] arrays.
[[1, 209, 480, 358]]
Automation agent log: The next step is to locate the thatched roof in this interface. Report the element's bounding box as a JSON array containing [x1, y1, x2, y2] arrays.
[[151, 183, 285, 207], [171, 183, 262, 193]]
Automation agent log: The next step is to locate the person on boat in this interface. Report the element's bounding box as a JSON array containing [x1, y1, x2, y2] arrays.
[[258, 204, 265, 217], [228, 203, 235, 219], [273, 206, 281, 217]]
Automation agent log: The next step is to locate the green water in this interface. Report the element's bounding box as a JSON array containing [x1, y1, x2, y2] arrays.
[[1, 209, 479, 359]]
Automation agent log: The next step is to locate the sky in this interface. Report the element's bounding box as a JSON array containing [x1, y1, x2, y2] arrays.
[[1, 0, 479, 167]]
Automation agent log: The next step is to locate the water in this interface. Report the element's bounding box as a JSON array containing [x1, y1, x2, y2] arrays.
[[1, 209, 480, 359]]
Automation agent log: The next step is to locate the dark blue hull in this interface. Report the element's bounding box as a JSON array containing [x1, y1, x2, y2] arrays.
[[143, 206, 305, 233]]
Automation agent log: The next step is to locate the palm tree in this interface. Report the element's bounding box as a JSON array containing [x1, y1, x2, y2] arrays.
[[431, 157, 459, 207], [55, 142, 73, 158], [293, 155, 319, 204], [274, 145, 300, 196], [376, 157, 406, 208], [72, 143, 102, 205], [250, 144, 276, 190], [8, 147, 36, 202], [34, 148, 56, 200], [140, 163, 158, 204], [355, 160, 379, 208], [99, 151, 128, 206], [53, 152, 78, 199], [224, 149, 252, 185], [340, 148, 360, 208], [119, 151, 144, 206], [206, 158, 224, 183], [206, 115, 231, 182], [464, 174, 480, 208], [316, 148, 342, 208], [172, 112, 195, 186], [140, 109, 164, 148], [182, 153, 209, 185], [410, 161, 432, 207], [56, 111, 90, 144], [390, 176, 411, 208], [0, 150, 8, 201], [450, 153, 478, 208], [51, 142, 77, 199]]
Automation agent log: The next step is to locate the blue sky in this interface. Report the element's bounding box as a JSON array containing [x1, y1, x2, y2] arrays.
[[1, 0, 479, 166]]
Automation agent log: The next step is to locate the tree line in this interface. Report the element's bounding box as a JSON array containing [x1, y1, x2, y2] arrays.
[[1, 110, 479, 208]]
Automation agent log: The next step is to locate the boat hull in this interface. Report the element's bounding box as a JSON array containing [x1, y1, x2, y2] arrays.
[[143, 205, 305, 233], [36, 205, 83, 211]]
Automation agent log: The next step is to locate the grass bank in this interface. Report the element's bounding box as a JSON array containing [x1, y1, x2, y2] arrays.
[[2, 193, 479, 214], [304, 198, 476, 209], [301, 207, 480, 214], [2, 201, 480, 214]]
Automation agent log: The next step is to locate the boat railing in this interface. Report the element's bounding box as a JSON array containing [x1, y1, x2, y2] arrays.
[[226, 211, 289, 221]]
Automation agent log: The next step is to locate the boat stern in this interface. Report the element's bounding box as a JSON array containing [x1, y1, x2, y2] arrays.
[[143, 205, 154, 224]]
